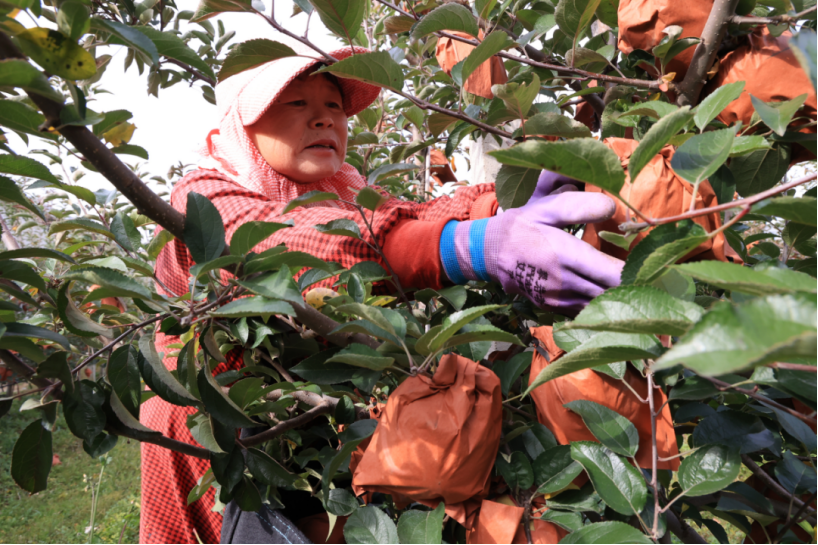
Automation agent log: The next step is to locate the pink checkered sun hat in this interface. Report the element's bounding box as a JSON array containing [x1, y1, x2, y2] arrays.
[[200, 34, 382, 208], [215, 35, 382, 126]]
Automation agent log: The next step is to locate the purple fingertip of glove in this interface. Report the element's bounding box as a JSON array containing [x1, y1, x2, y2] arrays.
[[440, 191, 624, 314], [530, 170, 584, 201]]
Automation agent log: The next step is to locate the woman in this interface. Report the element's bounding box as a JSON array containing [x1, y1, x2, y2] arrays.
[[142, 36, 623, 544]]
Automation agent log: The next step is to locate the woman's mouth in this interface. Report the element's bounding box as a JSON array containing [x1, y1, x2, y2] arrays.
[[305, 140, 336, 151]]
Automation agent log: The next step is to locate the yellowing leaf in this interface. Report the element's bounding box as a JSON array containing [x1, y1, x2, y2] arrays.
[[662, 72, 676, 82], [16, 28, 96, 80], [103, 122, 135, 147]]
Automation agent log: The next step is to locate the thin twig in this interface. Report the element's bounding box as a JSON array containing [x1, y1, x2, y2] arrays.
[[647, 371, 661, 540], [742, 455, 817, 518], [704, 375, 816, 427], [730, 5, 817, 24], [621, 173, 817, 231], [162, 57, 217, 86], [770, 362, 817, 373], [774, 492, 817, 543], [71, 314, 166, 374], [242, 403, 332, 447], [257, 350, 294, 382]]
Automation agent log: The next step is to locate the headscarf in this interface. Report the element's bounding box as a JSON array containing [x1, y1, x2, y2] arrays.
[[200, 34, 381, 210]]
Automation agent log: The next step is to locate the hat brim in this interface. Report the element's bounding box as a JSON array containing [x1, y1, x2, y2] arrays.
[[240, 46, 382, 126]]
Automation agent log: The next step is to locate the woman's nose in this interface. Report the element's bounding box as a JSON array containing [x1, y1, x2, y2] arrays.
[[309, 108, 335, 129]]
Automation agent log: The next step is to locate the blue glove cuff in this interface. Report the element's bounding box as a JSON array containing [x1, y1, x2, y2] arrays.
[[440, 220, 466, 284]]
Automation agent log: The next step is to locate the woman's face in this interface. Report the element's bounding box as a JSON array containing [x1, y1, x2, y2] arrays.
[[248, 72, 348, 183]]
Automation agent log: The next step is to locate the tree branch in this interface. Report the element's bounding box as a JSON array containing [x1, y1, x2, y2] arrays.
[[676, 0, 742, 106], [70, 314, 166, 375], [730, 5, 816, 24], [703, 375, 816, 427], [241, 402, 332, 447], [664, 509, 708, 544], [774, 491, 817, 542], [620, 172, 817, 231], [741, 455, 817, 519], [0, 349, 53, 390]]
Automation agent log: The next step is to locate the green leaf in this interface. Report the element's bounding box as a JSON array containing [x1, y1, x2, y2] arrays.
[[147, 230, 174, 261], [57, 282, 113, 338], [629, 107, 694, 184], [429, 304, 503, 352], [564, 285, 703, 336], [730, 135, 771, 157], [381, 15, 416, 34], [525, 333, 663, 395], [327, 488, 359, 516], [692, 410, 776, 454], [670, 127, 736, 187], [57, 1, 90, 41], [110, 211, 141, 252], [694, 81, 745, 131], [492, 73, 540, 119], [731, 143, 791, 197], [678, 444, 741, 496], [327, 343, 394, 371], [775, 450, 817, 494], [655, 293, 816, 375], [443, 324, 522, 349], [63, 380, 106, 441], [237, 266, 304, 306], [672, 261, 817, 296], [754, 196, 817, 226], [532, 444, 584, 495], [11, 420, 52, 493], [751, 94, 807, 136], [622, 221, 709, 286], [4, 322, 70, 350], [0, 154, 58, 183], [186, 414, 225, 453], [218, 39, 297, 81], [316, 51, 403, 92], [290, 347, 380, 385], [308, 0, 365, 42], [0, 248, 74, 264], [559, 521, 653, 544], [281, 190, 339, 214], [497, 451, 534, 489], [564, 400, 639, 457], [345, 505, 399, 544], [135, 26, 216, 80], [790, 30, 816, 90], [555, 0, 604, 44], [106, 345, 142, 419], [137, 335, 201, 408], [229, 220, 291, 255], [64, 266, 151, 300], [514, 112, 592, 140], [570, 442, 647, 515], [495, 165, 540, 209], [0, 100, 57, 141], [540, 509, 583, 533], [493, 352, 533, 396], [108, 387, 160, 441], [313, 219, 361, 239], [396, 503, 445, 544], [355, 186, 390, 211], [0, 59, 63, 102], [90, 18, 159, 64], [246, 447, 296, 486], [489, 139, 626, 195], [197, 365, 257, 428], [0, 176, 43, 219], [668, 375, 720, 400], [36, 352, 73, 393], [189, 255, 242, 280], [49, 217, 114, 240], [411, 3, 479, 39], [461, 31, 514, 84], [191, 0, 253, 21], [335, 303, 397, 336], [210, 297, 295, 318], [185, 192, 225, 264], [366, 162, 419, 184]]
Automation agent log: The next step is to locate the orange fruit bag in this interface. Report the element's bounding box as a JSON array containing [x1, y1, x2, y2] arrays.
[[528, 326, 680, 470], [466, 498, 567, 544], [709, 27, 816, 162], [582, 137, 740, 264], [352, 353, 502, 526], [617, 0, 713, 80], [436, 30, 508, 99]]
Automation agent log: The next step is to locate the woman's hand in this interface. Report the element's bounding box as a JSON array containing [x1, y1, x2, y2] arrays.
[[440, 191, 623, 314]]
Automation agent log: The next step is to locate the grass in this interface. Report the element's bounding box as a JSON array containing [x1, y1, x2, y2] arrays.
[[0, 397, 142, 544]]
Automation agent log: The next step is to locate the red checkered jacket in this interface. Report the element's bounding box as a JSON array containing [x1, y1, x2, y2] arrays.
[[141, 168, 498, 544]]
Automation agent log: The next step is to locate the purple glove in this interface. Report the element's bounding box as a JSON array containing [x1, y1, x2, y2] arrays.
[[530, 169, 583, 201], [440, 191, 623, 314]]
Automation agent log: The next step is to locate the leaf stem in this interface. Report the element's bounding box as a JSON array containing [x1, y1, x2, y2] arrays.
[[702, 375, 816, 427]]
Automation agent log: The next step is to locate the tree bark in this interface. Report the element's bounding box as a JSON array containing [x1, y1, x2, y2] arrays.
[[676, 0, 742, 106]]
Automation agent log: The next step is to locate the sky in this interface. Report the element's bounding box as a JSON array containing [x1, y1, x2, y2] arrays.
[[10, 0, 472, 193]]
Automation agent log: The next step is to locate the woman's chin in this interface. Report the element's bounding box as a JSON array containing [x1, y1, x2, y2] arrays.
[[288, 166, 341, 184]]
